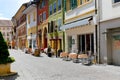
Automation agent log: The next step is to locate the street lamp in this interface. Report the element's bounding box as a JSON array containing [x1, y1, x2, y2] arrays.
[[54, 25, 58, 58], [30, 32, 32, 49]]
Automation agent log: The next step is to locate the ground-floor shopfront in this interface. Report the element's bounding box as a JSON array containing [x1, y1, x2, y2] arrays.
[[61, 17, 97, 55], [100, 18, 120, 65], [17, 35, 26, 50], [48, 31, 65, 56], [37, 22, 48, 50], [27, 34, 37, 52], [65, 25, 96, 55]]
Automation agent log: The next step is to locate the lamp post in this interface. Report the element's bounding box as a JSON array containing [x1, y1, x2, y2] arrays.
[[55, 25, 58, 58], [30, 33, 32, 49]]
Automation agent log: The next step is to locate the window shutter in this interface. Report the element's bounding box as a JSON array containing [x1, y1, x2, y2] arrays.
[[64, 0, 66, 11], [48, 22, 50, 33], [51, 21, 53, 32]]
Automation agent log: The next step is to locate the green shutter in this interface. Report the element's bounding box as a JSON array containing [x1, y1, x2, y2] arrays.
[[64, 0, 66, 11], [70, 0, 72, 9]]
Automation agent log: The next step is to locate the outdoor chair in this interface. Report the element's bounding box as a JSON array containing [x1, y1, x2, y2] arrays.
[[78, 54, 92, 65]]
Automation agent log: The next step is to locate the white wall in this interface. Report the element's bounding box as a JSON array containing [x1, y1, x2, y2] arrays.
[[27, 9, 37, 28], [101, 0, 120, 21]]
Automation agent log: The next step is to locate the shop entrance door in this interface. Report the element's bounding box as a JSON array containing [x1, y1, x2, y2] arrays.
[[112, 33, 120, 65]]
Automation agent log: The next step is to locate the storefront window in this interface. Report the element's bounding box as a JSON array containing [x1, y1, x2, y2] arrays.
[[33, 40, 36, 48], [68, 36, 72, 52], [78, 34, 94, 54]]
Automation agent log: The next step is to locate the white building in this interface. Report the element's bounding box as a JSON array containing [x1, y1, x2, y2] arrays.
[[0, 20, 13, 43], [99, 0, 120, 65]]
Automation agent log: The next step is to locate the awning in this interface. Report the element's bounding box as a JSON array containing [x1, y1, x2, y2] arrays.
[[60, 18, 90, 30]]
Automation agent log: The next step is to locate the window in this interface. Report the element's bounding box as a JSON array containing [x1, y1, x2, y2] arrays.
[[68, 36, 72, 52], [78, 34, 94, 54], [43, 12, 46, 21], [85, 0, 90, 2], [42, 0, 46, 8], [3, 28, 5, 30], [58, 19, 62, 31], [114, 0, 120, 3], [70, 0, 77, 9], [7, 32, 9, 36], [80, 0, 83, 5], [49, 5, 52, 15], [39, 4, 42, 9], [28, 14, 30, 24], [33, 40, 36, 48], [64, 0, 66, 11], [3, 32, 5, 36], [33, 12, 36, 21], [53, 2, 56, 13], [58, 0, 61, 10], [39, 14, 43, 22]]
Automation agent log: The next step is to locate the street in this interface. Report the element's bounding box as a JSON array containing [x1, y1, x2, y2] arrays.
[[0, 49, 120, 80]]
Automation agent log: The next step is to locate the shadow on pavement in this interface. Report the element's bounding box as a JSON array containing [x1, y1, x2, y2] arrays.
[[0, 74, 19, 80]]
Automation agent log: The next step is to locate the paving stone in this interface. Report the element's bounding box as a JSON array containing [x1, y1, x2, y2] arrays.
[[0, 49, 120, 80]]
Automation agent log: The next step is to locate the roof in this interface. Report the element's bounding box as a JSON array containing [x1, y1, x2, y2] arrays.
[[0, 20, 13, 27]]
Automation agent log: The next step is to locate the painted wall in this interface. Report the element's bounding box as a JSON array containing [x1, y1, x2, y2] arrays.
[[37, 0, 49, 25], [48, 0, 64, 24], [99, 0, 120, 64], [27, 9, 37, 29], [100, 18, 120, 64], [65, 0, 95, 23], [48, 0, 64, 51], [100, 0, 120, 21]]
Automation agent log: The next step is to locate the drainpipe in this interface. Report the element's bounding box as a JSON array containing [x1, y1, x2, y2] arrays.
[[95, 0, 101, 64], [63, 0, 65, 51]]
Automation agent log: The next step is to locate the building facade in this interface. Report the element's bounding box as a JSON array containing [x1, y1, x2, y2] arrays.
[[99, 0, 120, 65], [61, 0, 97, 56], [0, 20, 13, 47], [12, 3, 27, 50], [48, 0, 64, 56], [37, 0, 48, 49], [23, 2, 37, 52]]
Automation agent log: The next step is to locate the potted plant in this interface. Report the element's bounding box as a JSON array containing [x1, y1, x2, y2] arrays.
[[0, 32, 16, 76]]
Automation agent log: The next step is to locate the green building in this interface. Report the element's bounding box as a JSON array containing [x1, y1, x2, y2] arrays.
[[48, 0, 65, 57]]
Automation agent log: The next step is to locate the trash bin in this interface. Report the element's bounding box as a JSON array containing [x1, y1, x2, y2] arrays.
[[34, 49, 40, 56], [58, 49, 63, 57], [48, 52, 52, 57]]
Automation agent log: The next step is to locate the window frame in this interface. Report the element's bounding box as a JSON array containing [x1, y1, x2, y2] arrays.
[[43, 11, 46, 21], [53, 2, 57, 13], [49, 4, 52, 15], [113, 0, 120, 3], [39, 14, 43, 23], [58, 0, 62, 11]]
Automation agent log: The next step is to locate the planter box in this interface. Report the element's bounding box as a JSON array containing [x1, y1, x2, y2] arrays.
[[34, 49, 40, 56], [0, 63, 10, 75]]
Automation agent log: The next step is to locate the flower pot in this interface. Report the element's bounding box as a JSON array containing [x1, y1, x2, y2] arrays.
[[0, 63, 10, 75]]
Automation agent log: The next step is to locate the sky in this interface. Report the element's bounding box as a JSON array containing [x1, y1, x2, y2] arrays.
[[0, 0, 30, 20]]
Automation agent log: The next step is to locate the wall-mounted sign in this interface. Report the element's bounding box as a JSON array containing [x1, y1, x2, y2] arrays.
[[113, 35, 120, 40]]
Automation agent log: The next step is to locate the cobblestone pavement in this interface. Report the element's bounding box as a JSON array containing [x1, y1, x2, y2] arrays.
[[0, 49, 120, 80]]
